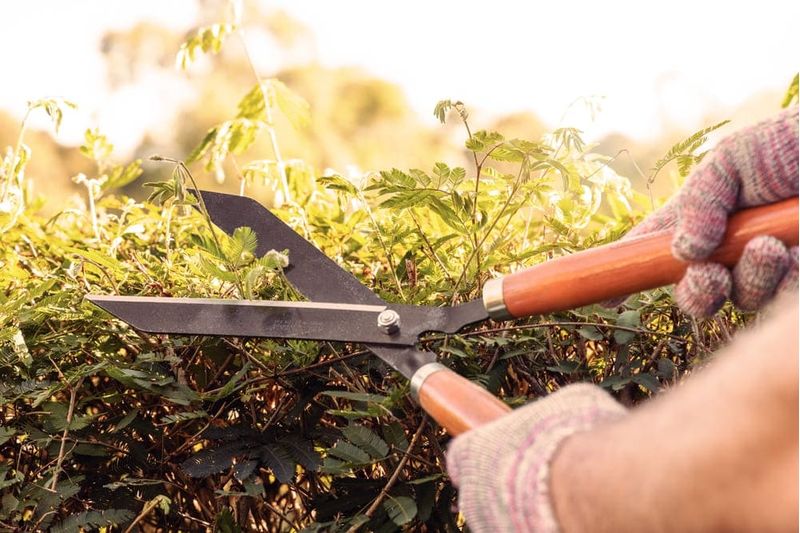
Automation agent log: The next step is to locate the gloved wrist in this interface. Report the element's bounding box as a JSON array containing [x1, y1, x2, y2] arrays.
[[447, 384, 627, 533]]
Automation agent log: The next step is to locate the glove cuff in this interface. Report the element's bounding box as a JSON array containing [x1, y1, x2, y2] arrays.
[[508, 384, 627, 532], [447, 383, 627, 533]]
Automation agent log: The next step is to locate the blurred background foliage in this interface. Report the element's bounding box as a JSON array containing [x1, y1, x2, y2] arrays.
[[0, 0, 788, 215]]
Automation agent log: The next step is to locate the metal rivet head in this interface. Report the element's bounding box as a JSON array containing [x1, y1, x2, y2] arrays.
[[377, 309, 400, 334]]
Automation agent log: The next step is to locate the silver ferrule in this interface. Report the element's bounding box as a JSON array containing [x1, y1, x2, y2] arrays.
[[410, 362, 448, 402], [482, 278, 512, 320]]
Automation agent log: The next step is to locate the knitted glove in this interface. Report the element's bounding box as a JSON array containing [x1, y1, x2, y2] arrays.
[[611, 107, 799, 317], [447, 384, 627, 533]]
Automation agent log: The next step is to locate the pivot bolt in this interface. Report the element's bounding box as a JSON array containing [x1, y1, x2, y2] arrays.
[[377, 309, 400, 334]]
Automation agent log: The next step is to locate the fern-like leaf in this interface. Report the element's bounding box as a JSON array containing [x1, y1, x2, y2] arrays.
[[651, 120, 730, 180]]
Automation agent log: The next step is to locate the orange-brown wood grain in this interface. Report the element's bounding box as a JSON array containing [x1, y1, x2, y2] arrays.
[[502, 198, 799, 318], [417, 368, 511, 435]]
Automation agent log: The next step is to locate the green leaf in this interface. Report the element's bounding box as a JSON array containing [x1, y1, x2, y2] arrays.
[[0, 426, 15, 446], [327, 440, 371, 464], [546, 360, 581, 374], [656, 358, 676, 379], [601, 374, 632, 391], [113, 409, 138, 432], [50, 509, 134, 533], [407, 473, 442, 485], [187, 127, 218, 164], [614, 310, 641, 344], [282, 435, 321, 471], [223, 226, 258, 267], [73, 443, 109, 456], [214, 508, 243, 533], [577, 326, 604, 341], [341, 424, 389, 459], [103, 159, 143, 191], [237, 80, 311, 129], [2, 492, 18, 516], [27, 97, 76, 134], [80, 128, 113, 162], [202, 364, 250, 401], [632, 372, 661, 393], [232, 459, 258, 482], [177, 23, 236, 70], [382, 422, 408, 452], [384, 495, 417, 526], [258, 444, 295, 483], [651, 120, 730, 180], [439, 346, 469, 358], [182, 442, 246, 477], [781, 73, 799, 108], [320, 390, 389, 404], [270, 79, 311, 129], [160, 410, 208, 425], [318, 173, 358, 196]]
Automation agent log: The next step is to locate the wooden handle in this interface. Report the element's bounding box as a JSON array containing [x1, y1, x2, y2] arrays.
[[415, 365, 511, 435], [499, 198, 799, 318]]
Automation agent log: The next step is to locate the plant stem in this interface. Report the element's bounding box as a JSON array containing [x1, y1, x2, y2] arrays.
[[50, 375, 83, 491], [1, 109, 30, 202], [87, 186, 100, 240], [156, 157, 247, 297], [236, 26, 313, 239], [450, 158, 529, 304], [426, 320, 689, 343], [124, 496, 166, 533], [409, 209, 453, 283], [456, 105, 485, 287], [346, 417, 427, 532], [359, 189, 406, 300]]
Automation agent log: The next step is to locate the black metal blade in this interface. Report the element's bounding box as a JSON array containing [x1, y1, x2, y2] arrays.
[[87, 296, 489, 348], [193, 190, 490, 378], [197, 191, 381, 305], [90, 295, 424, 346]]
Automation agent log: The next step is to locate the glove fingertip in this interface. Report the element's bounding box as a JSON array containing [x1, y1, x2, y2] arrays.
[[776, 246, 799, 294], [675, 263, 732, 317], [671, 208, 728, 261], [732, 237, 791, 311]]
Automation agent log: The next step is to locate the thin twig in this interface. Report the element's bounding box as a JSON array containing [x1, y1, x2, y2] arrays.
[[346, 417, 427, 532], [409, 209, 454, 283], [426, 320, 688, 343], [358, 189, 406, 300], [450, 157, 529, 304], [50, 373, 83, 491], [124, 496, 167, 533]]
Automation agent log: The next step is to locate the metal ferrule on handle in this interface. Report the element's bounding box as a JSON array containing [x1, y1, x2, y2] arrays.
[[410, 362, 512, 435], [482, 278, 512, 320], [410, 362, 448, 401]]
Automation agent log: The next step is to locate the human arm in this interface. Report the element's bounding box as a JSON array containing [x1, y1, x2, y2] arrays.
[[550, 294, 798, 532], [448, 295, 798, 532]]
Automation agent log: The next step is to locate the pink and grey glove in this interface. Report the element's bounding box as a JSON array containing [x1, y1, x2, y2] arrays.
[[614, 107, 798, 317], [447, 384, 627, 533]]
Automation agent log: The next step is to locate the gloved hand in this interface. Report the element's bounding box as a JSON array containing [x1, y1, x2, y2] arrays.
[[612, 107, 798, 317], [447, 384, 627, 533]]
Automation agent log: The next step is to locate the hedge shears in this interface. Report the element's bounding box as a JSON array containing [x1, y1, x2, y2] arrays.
[[87, 191, 798, 435]]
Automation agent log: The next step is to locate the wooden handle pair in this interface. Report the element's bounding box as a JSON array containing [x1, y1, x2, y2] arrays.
[[416, 198, 798, 436]]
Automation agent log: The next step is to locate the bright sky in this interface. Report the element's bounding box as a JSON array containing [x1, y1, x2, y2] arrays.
[[1, 0, 797, 155]]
